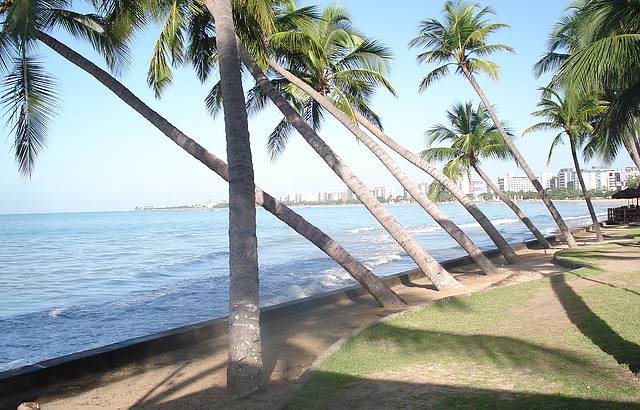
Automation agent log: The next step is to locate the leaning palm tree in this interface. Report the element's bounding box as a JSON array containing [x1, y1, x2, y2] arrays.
[[423, 102, 551, 248], [196, 0, 465, 290], [135, 1, 407, 305], [524, 87, 606, 242], [227, 4, 498, 274], [255, 2, 518, 264], [410, 0, 578, 248]]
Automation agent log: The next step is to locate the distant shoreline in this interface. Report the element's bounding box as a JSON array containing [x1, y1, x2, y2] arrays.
[[133, 198, 628, 212], [283, 198, 627, 210]]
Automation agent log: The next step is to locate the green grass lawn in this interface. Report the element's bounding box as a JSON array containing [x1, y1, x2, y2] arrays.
[[287, 231, 640, 409]]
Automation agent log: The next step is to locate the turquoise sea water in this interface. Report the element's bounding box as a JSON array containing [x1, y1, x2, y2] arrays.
[[0, 202, 608, 371]]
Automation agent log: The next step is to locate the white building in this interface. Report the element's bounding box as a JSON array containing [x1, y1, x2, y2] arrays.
[[497, 174, 536, 192], [539, 171, 555, 190], [580, 169, 600, 190]]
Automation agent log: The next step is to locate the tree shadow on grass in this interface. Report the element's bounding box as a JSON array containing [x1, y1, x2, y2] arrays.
[[568, 271, 640, 298], [550, 274, 640, 374], [286, 374, 640, 409], [284, 322, 639, 409], [139, 324, 627, 409]]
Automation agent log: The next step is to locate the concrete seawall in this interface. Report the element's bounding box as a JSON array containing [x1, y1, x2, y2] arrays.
[[0, 228, 591, 406]]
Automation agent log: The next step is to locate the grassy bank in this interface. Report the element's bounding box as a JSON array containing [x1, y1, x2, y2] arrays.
[[287, 228, 640, 409]]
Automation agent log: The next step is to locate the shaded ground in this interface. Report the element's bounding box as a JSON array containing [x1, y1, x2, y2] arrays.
[[288, 228, 640, 409], [30, 227, 633, 409]]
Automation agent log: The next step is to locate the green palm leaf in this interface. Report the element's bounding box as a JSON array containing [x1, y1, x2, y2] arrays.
[[1, 54, 59, 177]]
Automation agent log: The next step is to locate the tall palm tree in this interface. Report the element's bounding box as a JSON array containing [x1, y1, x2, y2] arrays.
[[524, 87, 606, 242], [423, 102, 551, 248], [149, 0, 464, 291], [410, 0, 579, 248], [534, 2, 640, 171], [208, 0, 264, 394], [196, 0, 465, 291], [251, 2, 518, 265], [238, 5, 498, 275], [22, 9, 404, 308]]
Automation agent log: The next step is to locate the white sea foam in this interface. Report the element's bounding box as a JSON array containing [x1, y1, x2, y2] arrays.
[[319, 268, 351, 287], [493, 218, 519, 225], [48, 307, 67, 318], [287, 285, 308, 299], [287, 284, 322, 299], [408, 225, 442, 234], [346, 226, 375, 234], [458, 222, 481, 229], [369, 234, 395, 244], [365, 252, 402, 269]]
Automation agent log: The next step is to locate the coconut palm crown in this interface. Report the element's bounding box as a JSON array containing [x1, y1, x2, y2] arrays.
[[552, 0, 640, 138], [422, 101, 513, 181], [222, 3, 396, 159], [523, 86, 607, 164], [408, 0, 513, 92]]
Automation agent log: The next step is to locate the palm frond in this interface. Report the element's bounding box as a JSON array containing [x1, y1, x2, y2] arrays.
[[204, 80, 222, 118], [266, 117, 294, 161], [1, 54, 59, 177], [48, 9, 130, 73], [418, 64, 450, 92]]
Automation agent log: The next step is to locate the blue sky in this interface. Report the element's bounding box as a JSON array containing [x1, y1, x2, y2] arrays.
[[0, 0, 633, 214]]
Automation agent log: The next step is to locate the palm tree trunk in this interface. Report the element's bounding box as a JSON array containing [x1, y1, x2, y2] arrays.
[[233, 44, 462, 291], [568, 135, 604, 241], [623, 136, 640, 170], [34, 33, 406, 309], [460, 64, 578, 248], [261, 63, 497, 274], [472, 163, 551, 248], [211, 0, 263, 394], [354, 111, 519, 264]]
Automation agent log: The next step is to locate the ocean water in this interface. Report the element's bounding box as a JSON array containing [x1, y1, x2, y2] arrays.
[[0, 202, 609, 371]]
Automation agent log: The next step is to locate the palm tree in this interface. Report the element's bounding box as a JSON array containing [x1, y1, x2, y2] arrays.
[[239, 5, 498, 275], [524, 87, 605, 242], [410, 0, 579, 248], [150, 0, 463, 291], [534, 2, 640, 171], [423, 102, 551, 248], [252, 2, 518, 265], [196, 1, 465, 291], [209, 0, 269, 394], [28, 14, 404, 309], [553, 0, 640, 142]]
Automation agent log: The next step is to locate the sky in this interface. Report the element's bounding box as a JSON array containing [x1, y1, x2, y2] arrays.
[[0, 0, 633, 214]]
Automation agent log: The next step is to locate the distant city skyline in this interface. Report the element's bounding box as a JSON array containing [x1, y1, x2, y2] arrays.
[[278, 165, 638, 205]]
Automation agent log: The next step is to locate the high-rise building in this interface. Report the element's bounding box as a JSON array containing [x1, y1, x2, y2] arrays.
[[557, 168, 576, 189]]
